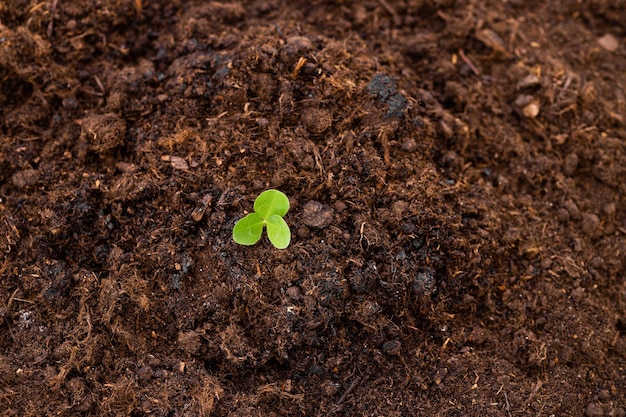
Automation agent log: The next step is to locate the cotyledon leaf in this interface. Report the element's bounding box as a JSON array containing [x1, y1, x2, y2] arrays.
[[265, 214, 291, 249], [254, 189, 289, 219], [232, 212, 264, 245]]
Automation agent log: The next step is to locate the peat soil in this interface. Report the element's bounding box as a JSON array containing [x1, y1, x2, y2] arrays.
[[1, 1, 626, 416]]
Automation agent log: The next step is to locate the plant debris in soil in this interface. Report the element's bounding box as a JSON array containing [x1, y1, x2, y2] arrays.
[[1, 1, 625, 416]]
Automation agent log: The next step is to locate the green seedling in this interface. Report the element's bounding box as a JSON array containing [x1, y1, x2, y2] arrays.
[[233, 189, 291, 249]]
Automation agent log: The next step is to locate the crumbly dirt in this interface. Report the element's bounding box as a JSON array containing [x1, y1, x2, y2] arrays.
[[1, 1, 625, 416]]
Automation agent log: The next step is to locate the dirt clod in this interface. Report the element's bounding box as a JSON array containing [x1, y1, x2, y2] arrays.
[[301, 200, 334, 228], [11, 169, 39, 188], [81, 113, 126, 153], [178, 331, 202, 356], [301, 108, 333, 134]]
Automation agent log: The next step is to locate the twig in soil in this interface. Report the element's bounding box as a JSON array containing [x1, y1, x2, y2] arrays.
[[503, 391, 512, 417], [292, 57, 307, 78], [558, 72, 575, 99], [94, 75, 106, 95], [377, 0, 401, 26], [134, 0, 142, 15], [256, 383, 304, 401], [81, 88, 105, 97], [378, 130, 391, 166], [47, 0, 59, 38], [337, 376, 362, 405], [358, 222, 370, 249], [6, 289, 19, 310], [6, 289, 35, 311], [458, 49, 480, 75], [526, 379, 543, 403]]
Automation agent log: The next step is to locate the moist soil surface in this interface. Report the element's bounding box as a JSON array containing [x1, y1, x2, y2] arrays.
[[1, 1, 626, 416]]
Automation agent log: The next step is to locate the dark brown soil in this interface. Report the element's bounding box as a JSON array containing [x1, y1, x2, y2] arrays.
[[1, 1, 625, 416]]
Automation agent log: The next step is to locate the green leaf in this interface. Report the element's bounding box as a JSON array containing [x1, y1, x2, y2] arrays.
[[233, 213, 264, 245], [254, 189, 289, 219], [233, 190, 292, 249], [265, 214, 291, 249]]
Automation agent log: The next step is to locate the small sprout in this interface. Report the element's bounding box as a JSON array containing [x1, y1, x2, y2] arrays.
[[233, 189, 291, 249]]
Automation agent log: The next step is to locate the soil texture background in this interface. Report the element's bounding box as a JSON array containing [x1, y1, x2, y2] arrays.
[[1, 0, 626, 416]]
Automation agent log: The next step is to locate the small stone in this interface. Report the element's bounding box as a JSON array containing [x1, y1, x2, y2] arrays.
[[301, 200, 334, 228], [517, 74, 541, 89], [585, 402, 604, 417], [523, 101, 540, 118], [581, 213, 601, 239], [597, 34, 618, 52], [401, 138, 417, 152], [382, 339, 402, 356]]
